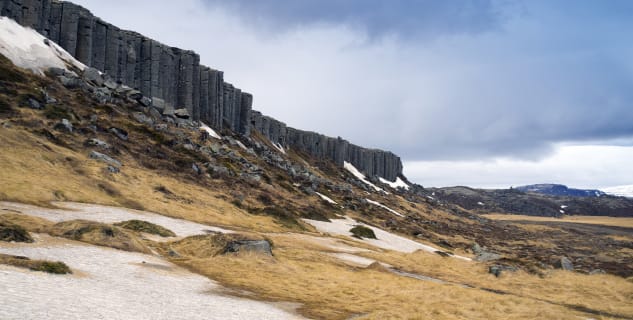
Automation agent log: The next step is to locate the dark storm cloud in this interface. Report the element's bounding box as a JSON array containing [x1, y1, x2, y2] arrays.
[[202, 0, 505, 39]]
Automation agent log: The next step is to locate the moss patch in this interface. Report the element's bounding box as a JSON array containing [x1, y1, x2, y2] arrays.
[[0, 221, 33, 242], [49, 220, 150, 253], [0, 254, 71, 274], [350, 225, 377, 239], [114, 220, 176, 237]]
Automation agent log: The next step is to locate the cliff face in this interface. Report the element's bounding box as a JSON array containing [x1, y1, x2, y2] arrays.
[[0, 0, 403, 180]]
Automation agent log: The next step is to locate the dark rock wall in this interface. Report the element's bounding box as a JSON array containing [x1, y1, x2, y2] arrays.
[[1, 0, 403, 180]]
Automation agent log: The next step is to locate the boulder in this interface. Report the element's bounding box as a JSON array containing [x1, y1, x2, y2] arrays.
[[126, 90, 143, 101], [475, 252, 502, 262], [555, 256, 574, 271], [109, 127, 128, 141], [89, 151, 121, 168], [489, 265, 518, 277], [151, 97, 166, 111], [58, 75, 81, 88], [27, 98, 42, 110], [222, 240, 273, 256], [149, 107, 162, 121], [85, 138, 109, 148], [138, 96, 152, 107], [47, 67, 66, 77], [174, 108, 190, 119], [162, 104, 175, 117], [53, 119, 73, 133], [132, 112, 153, 126], [82, 67, 104, 86]]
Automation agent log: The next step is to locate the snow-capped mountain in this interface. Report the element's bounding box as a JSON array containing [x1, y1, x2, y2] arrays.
[[602, 185, 633, 198]]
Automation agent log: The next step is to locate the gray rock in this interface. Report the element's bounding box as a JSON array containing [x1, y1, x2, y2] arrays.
[[103, 79, 118, 90], [489, 265, 518, 277], [162, 104, 175, 117], [85, 138, 109, 148], [132, 112, 153, 126], [109, 127, 128, 141], [589, 269, 606, 275], [149, 107, 163, 121], [82, 67, 104, 86], [154, 124, 168, 132], [555, 256, 574, 271], [107, 165, 120, 173], [58, 75, 81, 88], [222, 240, 272, 256], [174, 108, 190, 119], [208, 165, 230, 177], [53, 119, 73, 133], [48, 67, 66, 77], [138, 96, 152, 107], [127, 90, 143, 101], [152, 97, 166, 111], [192, 163, 202, 175], [92, 88, 111, 104], [27, 98, 42, 110], [89, 151, 121, 168], [475, 252, 502, 262]]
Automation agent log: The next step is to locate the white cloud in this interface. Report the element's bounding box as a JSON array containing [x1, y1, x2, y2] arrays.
[[404, 145, 633, 189]]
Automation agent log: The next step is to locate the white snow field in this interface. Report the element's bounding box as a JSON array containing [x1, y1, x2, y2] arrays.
[[303, 217, 470, 261], [315, 192, 337, 204], [365, 199, 404, 217], [0, 17, 85, 74], [343, 161, 384, 192], [378, 177, 410, 190], [603, 185, 633, 198], [200, 122, 222, 139], [0, 201, 231, 238], [0, 235, 303, 320]]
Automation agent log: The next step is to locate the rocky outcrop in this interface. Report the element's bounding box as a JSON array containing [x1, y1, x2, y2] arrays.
[[0, 0, 404, 180]]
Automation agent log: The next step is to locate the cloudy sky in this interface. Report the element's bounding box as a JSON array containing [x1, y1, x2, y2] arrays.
[[73, 0, 633, 189]]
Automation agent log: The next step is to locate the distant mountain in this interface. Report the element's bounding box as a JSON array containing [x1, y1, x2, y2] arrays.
[[603, 185, 633, 198], [516, 184, 606, 198]]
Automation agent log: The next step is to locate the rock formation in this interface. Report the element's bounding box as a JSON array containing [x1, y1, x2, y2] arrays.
[[0, 0, 403, 180]]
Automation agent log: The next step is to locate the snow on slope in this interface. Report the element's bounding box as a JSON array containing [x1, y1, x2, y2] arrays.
[[365, 199, 404, 217], [200, 122, 222, 139], [343, 161, 384, 192], [602, 185, 633, 198], [0, 17, 85, 74], [0, 235, 303, 320], [379, 177, 410, 190], [316, 192, 337, 204]]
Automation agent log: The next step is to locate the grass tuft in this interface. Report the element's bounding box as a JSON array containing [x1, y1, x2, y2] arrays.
[[350, 225, 377, 239], [114, 220, 176, 237]]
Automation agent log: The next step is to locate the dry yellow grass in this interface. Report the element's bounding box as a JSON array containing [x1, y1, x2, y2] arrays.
[[0, 126, 289, 233], [484, 213, 633, 228], [170, 233, 633, 320]]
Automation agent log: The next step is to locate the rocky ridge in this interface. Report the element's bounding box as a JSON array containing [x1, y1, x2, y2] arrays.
[[0, 0, 403, 181]]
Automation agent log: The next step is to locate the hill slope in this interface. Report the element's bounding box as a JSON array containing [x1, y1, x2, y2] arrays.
[[1, 12, 633, 320]]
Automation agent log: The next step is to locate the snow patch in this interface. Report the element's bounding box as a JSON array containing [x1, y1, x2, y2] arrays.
[[343, 161, 383, 192], [559, 210, 565, 214], [199, 122, 221, 139], [560, 205, 568, 209], [0, 235, 302, 319], [272, 142, 286, 155], [315, 192, 337, 205], [365, 199, 404, 217], [303, 217, 470, 261], [477, 202, 484, 206], [602, 185, 633, 198], [0, 202, 230, 239], [235, 140, 248, 150], [0, 17, 85, 75], [379, 177, 410, 190]]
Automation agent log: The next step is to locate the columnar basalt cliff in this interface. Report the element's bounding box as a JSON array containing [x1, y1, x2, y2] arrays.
[[0, 0, 403, 180]]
